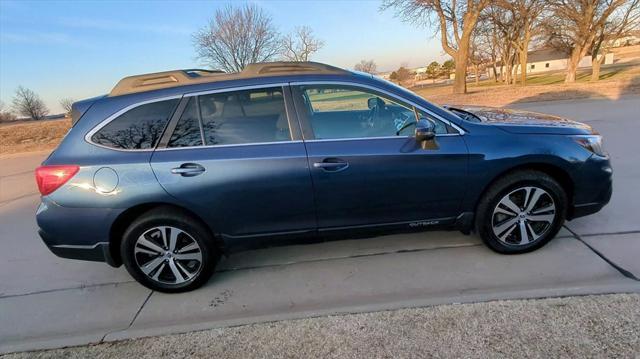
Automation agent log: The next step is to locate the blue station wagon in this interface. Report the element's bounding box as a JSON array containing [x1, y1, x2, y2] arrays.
[[35, 62, 612, 292]]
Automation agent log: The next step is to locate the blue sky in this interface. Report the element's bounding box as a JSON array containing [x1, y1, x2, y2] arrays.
[[0, 0, 446, 113]]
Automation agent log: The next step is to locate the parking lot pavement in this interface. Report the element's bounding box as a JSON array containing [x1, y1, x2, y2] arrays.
[[0, 195, 131, 298], [512, 95, 640, 282], [0, 283, 151, 354], [581, 233, 640, 278], [0, 151, 49, 204], [107, 234, 637, 343], [1, 96, 639, 354], [512, 95, 640, 236]]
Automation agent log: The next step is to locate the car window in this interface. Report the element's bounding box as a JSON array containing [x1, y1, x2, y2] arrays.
[[198, 87, 290, 146], [91, 99, 179, 149], [415, 108, 456, 134], [168, 98, 203, 148], [299, 85, 449, 140]]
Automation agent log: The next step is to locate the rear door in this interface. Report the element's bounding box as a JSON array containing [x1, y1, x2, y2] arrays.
[[292, 83, 468, 230], [150, 85, 316, 246]]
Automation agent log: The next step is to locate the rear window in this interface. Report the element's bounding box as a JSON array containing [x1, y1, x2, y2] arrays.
[[199, 87, 289, 145], [91, 99, 179, 150], [164, 87, 290, 147]]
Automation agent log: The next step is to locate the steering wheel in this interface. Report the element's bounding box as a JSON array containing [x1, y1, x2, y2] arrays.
[[366, 97, 385, 128], [395, 119, 416, 135]]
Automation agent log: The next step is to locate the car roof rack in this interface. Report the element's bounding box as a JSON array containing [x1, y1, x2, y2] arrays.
[[109, 62, 350, 97]]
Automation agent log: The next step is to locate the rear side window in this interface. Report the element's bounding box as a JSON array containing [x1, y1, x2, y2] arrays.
[[91, 99, 179, 149], [198, 87, 290, 146], [168, 98, 203, 148]]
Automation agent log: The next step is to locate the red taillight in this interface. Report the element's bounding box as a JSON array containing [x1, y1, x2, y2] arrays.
[[35, 165, 79, 196]]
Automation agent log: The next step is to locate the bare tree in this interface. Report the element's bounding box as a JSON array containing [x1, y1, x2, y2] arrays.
[[590, 0, 640, 80], [383, 0, 491, 94], [546, 0, 633, 83], [473, 18, 501, 81], [193, 4, 282, 72], [59, 98, 74, 117], [502, 0, 548, 85], [469, 32, 490, 85], [0, 101, 17, 122], [395, 66, 412, 84], [482, 5, 521, 85], [282, 26, 324, 62], [354, 59, 378, 74], [12, 86, 49, 121]]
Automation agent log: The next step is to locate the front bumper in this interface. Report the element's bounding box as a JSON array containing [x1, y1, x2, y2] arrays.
[[569, 154, 613, 220]]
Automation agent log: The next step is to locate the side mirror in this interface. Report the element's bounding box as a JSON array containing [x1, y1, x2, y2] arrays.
[[415, 118, 436, 142], [367, 97, 377, 110]]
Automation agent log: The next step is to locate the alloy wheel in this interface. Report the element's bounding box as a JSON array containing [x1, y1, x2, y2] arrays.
[[491, 186, 556, 246], [133, 226, 203, 285]]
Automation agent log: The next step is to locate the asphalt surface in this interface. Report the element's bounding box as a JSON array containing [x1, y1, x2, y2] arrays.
[[1, 96, 639, 354]]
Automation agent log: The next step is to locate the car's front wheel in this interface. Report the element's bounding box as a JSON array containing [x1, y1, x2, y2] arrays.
[[475, 170, 567, 254], [121, 207, 218, 292]]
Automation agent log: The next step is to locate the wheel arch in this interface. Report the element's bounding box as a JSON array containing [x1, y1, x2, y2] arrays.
[[108, 202, 221, 266], [474, 162, 574, 216]]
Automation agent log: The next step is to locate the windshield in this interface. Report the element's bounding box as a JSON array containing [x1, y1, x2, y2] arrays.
[[446, 107, 483, 123], [373, 76, 468, 123]]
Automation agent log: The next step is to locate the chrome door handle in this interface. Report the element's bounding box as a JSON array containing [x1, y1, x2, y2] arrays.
[[313, 159, 349, 172], [171, 163, 205, 177]]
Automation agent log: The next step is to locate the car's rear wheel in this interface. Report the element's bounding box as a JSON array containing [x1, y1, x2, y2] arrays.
[[475, 170, 567, 254], [121, 207, 218, 292]]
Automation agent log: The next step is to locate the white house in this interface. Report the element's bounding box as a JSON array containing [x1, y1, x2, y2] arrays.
[[612, 30, 640, 47], [492, 48, 614, 77]]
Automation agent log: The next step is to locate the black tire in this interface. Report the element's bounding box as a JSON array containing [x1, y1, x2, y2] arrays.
[[475, 170, 568, 254], [121, 207, 219, 293]]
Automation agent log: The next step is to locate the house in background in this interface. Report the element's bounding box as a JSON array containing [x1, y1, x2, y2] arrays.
[[612, 30, 640, 47], [491, 48, 614, 77]]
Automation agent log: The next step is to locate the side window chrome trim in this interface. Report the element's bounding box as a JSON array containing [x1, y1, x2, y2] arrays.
[[155, 140, 304, 151], [84, 95, 183, 152], [290, 81, 466, 135], [304, 133, 460, 143]]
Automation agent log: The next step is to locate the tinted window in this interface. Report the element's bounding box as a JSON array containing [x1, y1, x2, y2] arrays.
[[300, 85, 450, 140], [199, 87, 290, 146], [168, 98, 203, 148], [91, 99, 178, 149]]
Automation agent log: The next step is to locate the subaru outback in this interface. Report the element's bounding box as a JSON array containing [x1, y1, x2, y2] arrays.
[[35, 62, 612, 292]]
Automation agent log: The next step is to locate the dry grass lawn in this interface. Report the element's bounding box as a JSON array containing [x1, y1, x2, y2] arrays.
[[0, 119, 71, 156], [414, 65, 640, 107]]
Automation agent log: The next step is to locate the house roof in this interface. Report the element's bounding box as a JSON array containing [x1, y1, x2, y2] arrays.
[[527, 48, 570, 63]]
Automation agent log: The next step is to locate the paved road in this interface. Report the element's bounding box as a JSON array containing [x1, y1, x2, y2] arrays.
[[1, 96, 639, 354]]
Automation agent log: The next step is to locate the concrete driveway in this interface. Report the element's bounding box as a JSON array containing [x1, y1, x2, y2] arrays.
[[1, 96, 639, 354]]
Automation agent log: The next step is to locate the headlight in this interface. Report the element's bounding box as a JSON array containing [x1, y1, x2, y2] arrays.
[[573, 135, 607, 156]]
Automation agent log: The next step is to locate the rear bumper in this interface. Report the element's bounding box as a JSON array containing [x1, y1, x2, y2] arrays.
[[36, 197, 121, 267], [39, 229, 117, 265]]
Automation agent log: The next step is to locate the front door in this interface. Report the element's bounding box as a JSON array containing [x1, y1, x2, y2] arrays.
[[292, 84, 468, 230], [151, 86, 316, 246]]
